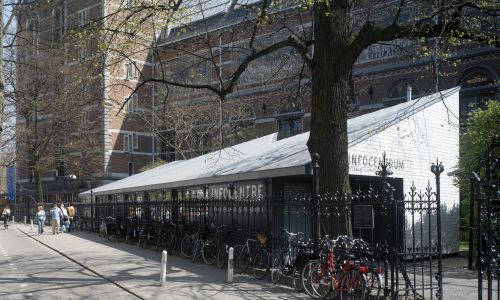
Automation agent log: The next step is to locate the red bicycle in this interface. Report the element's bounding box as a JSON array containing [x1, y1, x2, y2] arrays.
[[308, 236, 368, 300]]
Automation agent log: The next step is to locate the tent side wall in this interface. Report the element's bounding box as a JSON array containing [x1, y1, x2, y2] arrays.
[[348, 92, 460, 254]]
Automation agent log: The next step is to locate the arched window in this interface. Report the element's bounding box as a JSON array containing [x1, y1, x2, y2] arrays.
[[460, 68, 496, 90], [458, 67, 499, 125], [384, 79, 422, 106]]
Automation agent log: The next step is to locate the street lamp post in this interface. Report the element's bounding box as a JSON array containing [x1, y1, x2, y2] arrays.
[[89, 179, 94, 232]]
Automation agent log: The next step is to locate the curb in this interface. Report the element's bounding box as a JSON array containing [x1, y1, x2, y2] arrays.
[[17, 226, 145, 300]]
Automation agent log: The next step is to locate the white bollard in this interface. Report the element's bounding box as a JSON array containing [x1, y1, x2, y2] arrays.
[[12, 216, 14, 224], [24, 216, 27, 224], [160, 250, 167, 287], [30, 219, 33, 230], [227, 247, 234, 283]]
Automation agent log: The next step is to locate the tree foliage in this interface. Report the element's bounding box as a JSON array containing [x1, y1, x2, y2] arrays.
[[460, 100, 500, 173]]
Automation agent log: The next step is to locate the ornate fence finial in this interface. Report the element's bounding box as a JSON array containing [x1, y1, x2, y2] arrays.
[[311, 152, 320, 168], [376, 151, 393, 178], [228, 182, 235, 197], [201, 185, 209, 198], [431, 159, 444, 177]]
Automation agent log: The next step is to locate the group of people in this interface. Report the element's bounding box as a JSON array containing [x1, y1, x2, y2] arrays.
[[35, 203, 76, 235]]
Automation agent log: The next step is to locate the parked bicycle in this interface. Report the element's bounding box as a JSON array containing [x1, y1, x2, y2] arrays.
[[180, 227, 206, 263], [233, 235, 256, 274], [250, 232, 272, 279], [271, 229, 305, 284], [201, 224, 227, 265]]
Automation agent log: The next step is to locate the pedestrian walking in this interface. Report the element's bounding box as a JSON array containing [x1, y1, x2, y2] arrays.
[[67, 203, 76, 232], [60, 203, 69, 233], [50, 203, 61, 235], [2, 204, 10, 229], [36, 206, 46, 235]]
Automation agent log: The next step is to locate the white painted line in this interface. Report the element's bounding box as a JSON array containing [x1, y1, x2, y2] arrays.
[[20, 283, 28, 287]]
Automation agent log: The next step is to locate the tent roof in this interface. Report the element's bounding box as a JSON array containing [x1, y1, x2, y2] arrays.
[[82, 87, 459, 196]]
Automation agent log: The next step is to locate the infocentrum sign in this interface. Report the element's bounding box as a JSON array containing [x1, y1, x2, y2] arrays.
[[349, 153, 404, 173]]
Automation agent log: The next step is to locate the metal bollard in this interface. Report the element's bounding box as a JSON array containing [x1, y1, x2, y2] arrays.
[[227, 247, 234, 283], [160, 250, 167, 287], [30, 219, 33, 230], [24, 216, 27, 224], [12, 216, 14, 224]]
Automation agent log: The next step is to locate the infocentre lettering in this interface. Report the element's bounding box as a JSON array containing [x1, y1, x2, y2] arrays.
[[183, 182, 264, 198]]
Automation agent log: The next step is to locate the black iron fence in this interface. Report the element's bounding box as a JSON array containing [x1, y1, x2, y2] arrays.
[[13, 154, 445, 299], [472, 148, 500, 300]]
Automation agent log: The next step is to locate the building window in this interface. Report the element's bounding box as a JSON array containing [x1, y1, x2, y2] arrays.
[[128, 162, 134, 176], [277, 117, 302, 139], [28, 14, 40, 56], [123, 134, 130, 152], [123, 133, 139, 152], [459, 67, 498, 126], [192, 127, 212, 156], [132, 133, 139, 149], [160, 130, 176, 162], [460, 68, 496, 90], [78, 8, 89, 28], [126, 94, 139, 112], [275, 98, 304, 140], [125, 62, 138, 80], [78, 38, 90, 61], [53, 4, 66, 39], [384, 79, 422, 107], [79, 110, 89, 132]]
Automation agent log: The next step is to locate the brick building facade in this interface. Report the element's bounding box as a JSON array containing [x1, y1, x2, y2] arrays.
[[15, 0, 155, 203], [154, 0, 499, 160], [14, 0, 499, 202]]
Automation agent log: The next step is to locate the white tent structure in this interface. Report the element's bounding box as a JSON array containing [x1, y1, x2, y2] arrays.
[[81, 87, 460, 252]]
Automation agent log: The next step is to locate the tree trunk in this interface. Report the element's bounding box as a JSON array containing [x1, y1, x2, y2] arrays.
[[35, 167, 44, 203], [307, 1, 352, 236]]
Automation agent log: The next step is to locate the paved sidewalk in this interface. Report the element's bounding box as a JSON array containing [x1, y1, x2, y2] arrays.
[[16, 224, 308, 300], [14, 224, 498, 300]]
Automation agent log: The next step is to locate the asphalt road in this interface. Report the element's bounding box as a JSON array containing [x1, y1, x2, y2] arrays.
[[0, 226, 136, 300]]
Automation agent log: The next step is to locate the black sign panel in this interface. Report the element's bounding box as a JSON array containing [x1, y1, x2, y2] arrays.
[[353, 205, 374, 229]]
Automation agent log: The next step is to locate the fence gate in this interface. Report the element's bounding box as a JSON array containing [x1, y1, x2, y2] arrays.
[[473, 151, 500, 300], [319, 154, 444, 299]]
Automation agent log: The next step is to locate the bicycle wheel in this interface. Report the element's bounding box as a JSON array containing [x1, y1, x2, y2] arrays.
[[233, 245, 250, 274], [202, 241, 217, 265], [252, 248, 270, 279], [310, 263, 333, 299], [293, 266, 304, 292], [302, 261, 320, 298], [339, 269, 366, 300], [216, 246, 228, 269], [180, 235, 194, 258], [365, 270, 383, 300], [271, 252, 285, 284]]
